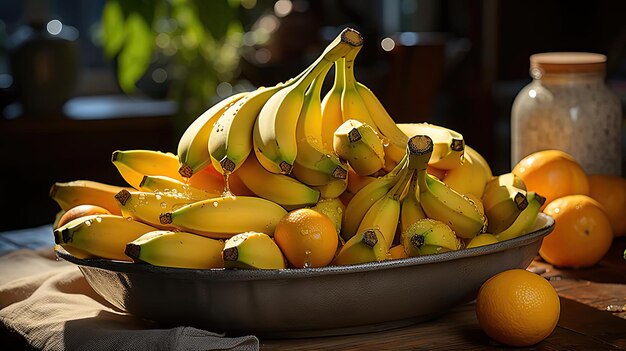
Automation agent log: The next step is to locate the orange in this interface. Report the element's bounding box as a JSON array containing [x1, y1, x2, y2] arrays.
[[588, 174, 626, 237], [540, 195, 613, 267], [512, 150, 589, 210], [476, 269, 560, 347], [274, 208, 338, 268]]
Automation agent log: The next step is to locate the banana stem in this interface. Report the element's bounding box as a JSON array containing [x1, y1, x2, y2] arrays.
[[387, 165, 412, 201], [343, 46, 362, 89], [305, 64, 333, 98], [406, 135, 434, 171], [332, 58, 346, 91]]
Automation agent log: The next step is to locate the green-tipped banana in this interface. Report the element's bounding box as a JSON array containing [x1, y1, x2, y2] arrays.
[[54, 214, 158, 261], [292, 66, 348, 186], [312, 198, 345, 236], [333, 119, 385, 176], [402, 218, 462, 256], [114, 189, 195, 229], [418, 160, 486, 239], [139, 175, 219, 200], [442, 145, 493, 197], [482, 174, 529, 234], [496, 192, 546, 241], [320, 58, 346, 151], [253, 28, 363, 174], [112, 150, 183, 189], [209, 86, 282, 174], [341, 152, 409, 242], [333, 228, 388, 266], [159, 196, 287, 238], [235, 154, 320, 207], [222, 232, 286, 269], [397, 123, 465, 170], [177, 92, 248, 177], [125, 231, 224, 269]]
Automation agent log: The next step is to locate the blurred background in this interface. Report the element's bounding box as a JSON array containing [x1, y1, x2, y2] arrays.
[[1, 0, 625, 231]]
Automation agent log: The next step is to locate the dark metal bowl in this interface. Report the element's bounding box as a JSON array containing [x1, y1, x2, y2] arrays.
[[55, 213, 554, 338]]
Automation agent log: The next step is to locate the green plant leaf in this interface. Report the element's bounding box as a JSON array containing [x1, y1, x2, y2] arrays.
[[117, 13, 155, 92], [197, 0, 237, 40]]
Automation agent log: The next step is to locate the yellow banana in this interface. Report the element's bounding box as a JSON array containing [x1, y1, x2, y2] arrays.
[[340, 46, 379, 129], [312, 177, 348, 199], [333, 119, 385, 176], [387, 245, 409, 260], [466, 234, 499, 248], [253, 28, 363, 174], [139, 175, 219, 200], [417, 144, 486, 238], [223, 232, 286, 269], [114, 189, 196, 229], [292, 66, 348, 186], [125, 230, 224, 269], [50, 180, 128, 215], [482, 174, 529, 234], [54, 214, 158, 261], [333, 228, 388, 266], [442, 145, 493, 198], [402, 218, 462, 256], [112, 149, 183, 189], [177, 92, 248, 177], [320, 58, 346, 152], [496, 192, 546, 242], [400, 173, 426, 236], [209, 86, 282, 174], [159, 196, 287, 238], [397, 123, 465, 170], [235, 154, 320, 207]]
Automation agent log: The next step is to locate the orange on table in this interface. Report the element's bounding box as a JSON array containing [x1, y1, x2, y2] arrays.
[[512, 150, 589, 210], [588, 174, 626, 237], [540, 195, 613, 268], [476, 269, 560, 347], [274, 208, 338, 268]]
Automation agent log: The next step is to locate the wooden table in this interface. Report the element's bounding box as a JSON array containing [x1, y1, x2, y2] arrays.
[[261, 237, 626, 350]]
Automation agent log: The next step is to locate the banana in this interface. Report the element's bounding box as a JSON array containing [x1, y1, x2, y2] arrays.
[[185, 165, 229, 195], [466, 234, 499, 249], [114, 189, 195, 229], [54, 214, 158, 261], [177, 92, 248, 177], [400, 173, 427, 236], [320, 58, 346, 151], [333, 119, 385, 176], [418, 155, 486, 239], [496, 192, 546, 242], [159, 196, 288, 238], [235, 153, 320, 207], [387, 245, 409, 260], [209, 86, 282, 174], [125, 230, 224, 269], [442, 145, 493, 198], [50, 180, 128, 215], [139, 175, 219, 200], [397, 123, 465, 170], [222, 232, 286, 269], [253, 28, 363, 174], [346, 169, 377, 195], [482, 175, 529, 234], [333, 228, 388, 266], [340, 46, 379, 130], [112, 150, 183, 189], [312, 177, 348, 199], [55, 244, 94, 259], [484, 172, 526, 194], [292, 66, 348, 186], [311, 198, 345, 236], [402, 218, 462, 256]]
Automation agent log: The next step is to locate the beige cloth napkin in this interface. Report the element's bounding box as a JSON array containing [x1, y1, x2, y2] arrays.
[[0, 249, 259, 351]]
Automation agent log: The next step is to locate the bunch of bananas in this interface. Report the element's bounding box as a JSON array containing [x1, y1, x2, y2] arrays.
[[51, 27, 544, 270]]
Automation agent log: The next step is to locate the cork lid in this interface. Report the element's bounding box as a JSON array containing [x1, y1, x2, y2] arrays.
[[530, 52, 606, 74]]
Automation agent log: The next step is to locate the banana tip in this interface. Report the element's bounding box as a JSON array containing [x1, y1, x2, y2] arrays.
[[178, 164, 193, 178], [159, 212, 173, 225], [341, 28, 364, 47], [114, 189, 131, 206], [223, 247, 238, 262], [125, 243, 141, 260]]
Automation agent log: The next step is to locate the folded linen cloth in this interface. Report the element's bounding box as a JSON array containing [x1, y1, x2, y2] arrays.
[[0, 249, 259, 351]]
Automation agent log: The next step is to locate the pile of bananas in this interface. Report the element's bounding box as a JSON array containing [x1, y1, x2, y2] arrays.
[[51, 28, 543, 270]]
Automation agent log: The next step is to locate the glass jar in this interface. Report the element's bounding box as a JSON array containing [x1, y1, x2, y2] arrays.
[[511, 52, 622, 175]]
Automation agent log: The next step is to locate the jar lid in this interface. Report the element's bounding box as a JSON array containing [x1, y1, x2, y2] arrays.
[[530, 52, 606, 74]]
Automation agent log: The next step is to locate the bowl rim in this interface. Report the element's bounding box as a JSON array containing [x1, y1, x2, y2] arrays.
[[55, 213, 554, 281]]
